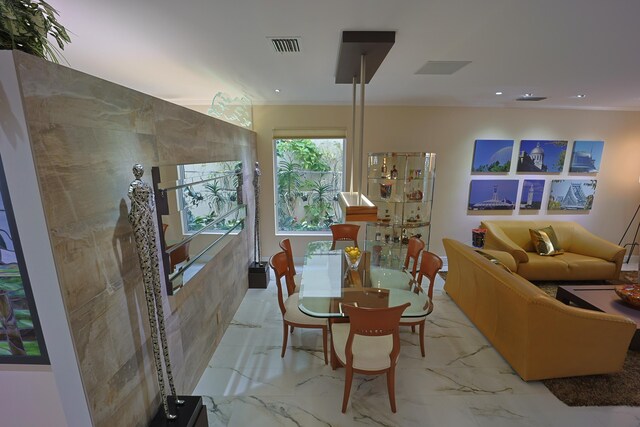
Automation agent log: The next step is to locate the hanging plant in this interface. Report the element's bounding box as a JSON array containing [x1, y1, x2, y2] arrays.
[[0, 0, 71, 63]]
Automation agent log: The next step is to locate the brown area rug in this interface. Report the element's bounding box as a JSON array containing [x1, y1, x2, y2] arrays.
[[438, 269, 640, 406], [542, 351, 640, 406]]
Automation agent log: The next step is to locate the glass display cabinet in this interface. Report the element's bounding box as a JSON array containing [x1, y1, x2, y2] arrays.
[[365, 152, 436, 269]]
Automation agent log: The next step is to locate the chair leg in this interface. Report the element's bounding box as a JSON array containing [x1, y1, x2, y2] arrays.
[[419, 320, 426, 357], [290, 326, 295, 333], [322, 326, 328, 365], [341, 367, 353, 413], [387, 367, 397, 413], [411, 325, 416, 333], [281, 322, 289, 358]]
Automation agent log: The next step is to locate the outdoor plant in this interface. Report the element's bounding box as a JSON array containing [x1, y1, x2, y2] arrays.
[[303, 177, 335, 227], [276, 158, 302, 218], [0, 0, 71, 63], [275, 138, 344, 232]]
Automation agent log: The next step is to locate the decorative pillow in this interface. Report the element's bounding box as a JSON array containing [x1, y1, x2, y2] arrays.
[[475, 250, 513, 274], [529, 226, 564, 256]]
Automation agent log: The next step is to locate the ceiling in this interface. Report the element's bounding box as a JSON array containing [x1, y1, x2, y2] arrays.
[[50, 0, 640, 110]]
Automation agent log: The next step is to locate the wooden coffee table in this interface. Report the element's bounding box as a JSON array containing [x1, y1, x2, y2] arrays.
[[556, 285, 640, 350]]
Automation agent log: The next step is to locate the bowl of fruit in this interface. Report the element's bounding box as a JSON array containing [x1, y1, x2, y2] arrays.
[[344, 246, 362, 270], [615, 284, 640, 309]]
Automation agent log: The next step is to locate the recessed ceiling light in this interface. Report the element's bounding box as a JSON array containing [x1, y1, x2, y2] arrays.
[[275, 89, 281, 93], [524, 93, 533, 97], [495, 91, 503, 95], [576, 94, 586, 98]]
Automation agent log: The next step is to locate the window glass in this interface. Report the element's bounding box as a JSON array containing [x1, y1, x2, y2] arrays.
[[274, 138, 345, 233], [179, 162, 243, 234]]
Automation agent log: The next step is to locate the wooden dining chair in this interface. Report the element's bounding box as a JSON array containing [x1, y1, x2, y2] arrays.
[[330, 224, 360, 250], [331, 302, 411, 413], [403, 236, 425, 279], [269, 251, 328, 364], [279, 238, 300, 295], [401, 251, 443, 357]]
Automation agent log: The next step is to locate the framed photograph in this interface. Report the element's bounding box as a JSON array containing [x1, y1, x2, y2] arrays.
[[519, 179, 545, 210], [569, 140, 604, 173], [468, 179, 519, 211], [517, 140, 568, 173], [471, 139, 514, 173], [548, 179, 597, 211], [0, 157, 48, 364]]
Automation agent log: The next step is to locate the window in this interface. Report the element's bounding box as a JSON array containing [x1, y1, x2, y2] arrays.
[[179, 161, 244, 234], [274, 137, 345, 233]]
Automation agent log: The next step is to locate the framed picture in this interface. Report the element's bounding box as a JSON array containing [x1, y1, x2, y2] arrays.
[[471, 139, 514, 173], [516, 140, 568, 173], [519, 179, 545, 210], [0, 157, 48, 364], [468, 179, 519, 211], [569, 140, 604, 173], [548, 179, 597, 211]]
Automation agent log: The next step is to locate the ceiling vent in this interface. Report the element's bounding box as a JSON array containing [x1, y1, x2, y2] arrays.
[[415, 61, 471, 75], [269, 37, 301, 53], [516, 96, 547, 101]]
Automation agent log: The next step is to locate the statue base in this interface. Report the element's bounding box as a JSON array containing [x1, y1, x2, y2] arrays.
[[249, 261, 269, 289], [149, 396, 207, 427]]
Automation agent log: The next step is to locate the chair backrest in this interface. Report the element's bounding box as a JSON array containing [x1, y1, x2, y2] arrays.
[[269, 252, 291, 316], [403, 237, 425, 278], [341, 302, 410, 369], [330, 224, 360, 250], [279, 238, 297, 277], [416, 251, 443, 299]]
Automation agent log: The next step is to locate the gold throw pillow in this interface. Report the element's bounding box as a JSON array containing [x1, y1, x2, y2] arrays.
[[529, 226, 564, 256]]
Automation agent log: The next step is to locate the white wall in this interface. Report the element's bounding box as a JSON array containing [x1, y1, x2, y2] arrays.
[[0, 51, 91, 427], [184, 104, 640, 261]]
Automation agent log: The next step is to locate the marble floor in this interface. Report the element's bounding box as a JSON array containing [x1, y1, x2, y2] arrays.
[[194, 271, 640, 427]]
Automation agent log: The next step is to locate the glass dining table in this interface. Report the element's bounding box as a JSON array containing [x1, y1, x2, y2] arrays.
[[298, 241, 433, 319]]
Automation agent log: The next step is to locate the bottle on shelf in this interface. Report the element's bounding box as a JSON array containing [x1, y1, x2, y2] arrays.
[[390, 165, 398, 179], [375, 226, 381, 242], [381, 158, 388, 178], [401, 228, 409, 245]]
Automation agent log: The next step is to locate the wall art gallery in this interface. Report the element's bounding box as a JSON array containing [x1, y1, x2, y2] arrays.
[[468, 139, 604, 214]]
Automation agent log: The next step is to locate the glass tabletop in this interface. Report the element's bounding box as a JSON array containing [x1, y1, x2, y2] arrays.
[[298, 241, 433, 318]]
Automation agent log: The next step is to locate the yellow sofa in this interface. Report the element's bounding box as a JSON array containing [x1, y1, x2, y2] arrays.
[[443, 238, 635, 381], [481, 220, 625, 281]]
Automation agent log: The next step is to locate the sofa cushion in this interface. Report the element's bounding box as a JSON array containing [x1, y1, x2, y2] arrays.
[[517, 253, 570, 280], [561, 252, 618, 280]]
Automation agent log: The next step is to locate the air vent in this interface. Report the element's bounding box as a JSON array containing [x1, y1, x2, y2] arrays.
[[415, 61, 471, 75], [269, 37, 300, 53], [516, 96, 547, 101]]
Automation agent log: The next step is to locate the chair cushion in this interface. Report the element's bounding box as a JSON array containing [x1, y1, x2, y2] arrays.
[[331, 323, 395, 371], [284, 293, 326, 326]]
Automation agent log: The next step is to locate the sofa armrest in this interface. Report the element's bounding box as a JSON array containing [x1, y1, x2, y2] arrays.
[[482, 224, 529, 263], [568, 224, 626, 263], [523, 298, 635, 380]]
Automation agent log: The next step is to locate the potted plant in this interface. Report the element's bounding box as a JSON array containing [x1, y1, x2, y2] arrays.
[[0, 0, 70, 63]]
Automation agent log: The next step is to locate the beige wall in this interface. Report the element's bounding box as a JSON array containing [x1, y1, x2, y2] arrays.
[[244, 105, 640, 259], [12, 51, 257, 427]]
